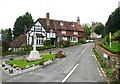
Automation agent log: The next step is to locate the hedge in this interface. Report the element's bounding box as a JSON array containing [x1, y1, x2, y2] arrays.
[[98, 43, 120, 55]]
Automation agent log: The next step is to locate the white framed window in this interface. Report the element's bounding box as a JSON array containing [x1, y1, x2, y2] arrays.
[[71, 24, 75, 27], [60, 21, 64, 25], [61, 30, 66, 34], [73, 31, 78, 35], [71, 37, 78, 42], [63, 37, 67, 40]]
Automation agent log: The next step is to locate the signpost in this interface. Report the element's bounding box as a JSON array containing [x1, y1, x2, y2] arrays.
[[103, 53, 109, 68]]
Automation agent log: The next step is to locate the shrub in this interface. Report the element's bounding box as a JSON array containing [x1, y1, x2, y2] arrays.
[[44, 40, 51, 46], [101, 62, 106, 67], [16, 49, 26, 55], [2, 64, 5, 67], [36, 45, 56, 51], [58, 40, 70, 48], [10, 58, 14, 60], [78, 40, 86, 44], [70, 42, 78, 46], [24, 46, 32, 53], [55, 51, 66, 58]]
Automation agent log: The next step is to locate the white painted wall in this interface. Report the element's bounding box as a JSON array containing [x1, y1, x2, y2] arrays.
[[63, 37, 67, 40], [27, 20, 56, 46]]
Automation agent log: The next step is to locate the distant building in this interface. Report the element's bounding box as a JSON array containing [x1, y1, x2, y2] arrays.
[[90, 22, 102, 39], [10, 13, 84, 49]]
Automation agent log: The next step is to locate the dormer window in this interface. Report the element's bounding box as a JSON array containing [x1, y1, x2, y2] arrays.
[[71, 23, 75, 27], [74, 31, 78, 35], [60, 21, 64, 26], [61, 30, 66, 34]]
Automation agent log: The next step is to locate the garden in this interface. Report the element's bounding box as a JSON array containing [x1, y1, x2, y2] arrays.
[[7, 54, 56, 68], [1, 51, 66, 76]]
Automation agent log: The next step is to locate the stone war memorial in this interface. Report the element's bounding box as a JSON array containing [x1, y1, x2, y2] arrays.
[[27, 33, 43, 61]]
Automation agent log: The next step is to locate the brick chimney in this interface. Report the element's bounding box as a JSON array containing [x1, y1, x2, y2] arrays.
[[77, 17, 80, 24], [46, 12, 50, 25]]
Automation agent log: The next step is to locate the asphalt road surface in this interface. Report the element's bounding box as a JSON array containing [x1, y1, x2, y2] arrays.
[[1, 43, 107, 82]]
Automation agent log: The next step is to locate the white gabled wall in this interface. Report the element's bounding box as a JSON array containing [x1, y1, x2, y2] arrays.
[[27, 20, 56, 46]]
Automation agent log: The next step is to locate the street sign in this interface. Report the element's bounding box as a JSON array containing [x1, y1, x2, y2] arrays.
[[103, 53, 108, 58]]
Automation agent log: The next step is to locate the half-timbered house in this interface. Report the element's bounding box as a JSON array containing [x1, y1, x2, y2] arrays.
[[25, 13, 84, 46], [10, 13, 84, 49]]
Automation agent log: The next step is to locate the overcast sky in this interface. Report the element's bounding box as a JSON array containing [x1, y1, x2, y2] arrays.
[[0, 0, 119, 29]]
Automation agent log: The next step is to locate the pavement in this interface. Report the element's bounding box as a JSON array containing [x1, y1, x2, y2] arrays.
[[1, 43, 107, 82]]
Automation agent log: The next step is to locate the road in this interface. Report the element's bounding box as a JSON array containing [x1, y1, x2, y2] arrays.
[[1, 43, 107, 82]]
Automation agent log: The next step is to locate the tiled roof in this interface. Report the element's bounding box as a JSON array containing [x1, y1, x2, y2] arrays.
[[10, 35, 27, 47], [39, 18, 84, 31]]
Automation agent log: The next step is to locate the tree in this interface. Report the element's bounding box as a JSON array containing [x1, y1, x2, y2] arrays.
[[2, 40, 10, 53], [94, 23, 104, 35], [104, 7, 120, 35], [7, 28, 12, 42], [82, 24, 91, 39], [1, 29, 9, 41], [13, 12, 34, 39]]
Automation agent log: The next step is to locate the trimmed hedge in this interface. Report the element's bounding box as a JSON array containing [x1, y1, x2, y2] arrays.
[[98, 43, 120, 55], [36, 45, 56, 51]]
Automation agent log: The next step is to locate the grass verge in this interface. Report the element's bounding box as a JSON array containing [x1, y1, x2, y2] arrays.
[[7, 54, 56, 68]]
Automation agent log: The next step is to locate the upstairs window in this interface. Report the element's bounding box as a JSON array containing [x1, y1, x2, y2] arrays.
[[61, 30, 66, 34], [71, 23, 75, 27], [70, 23, 75, 27], [73, 31, 78, 35], [60, 21, 64, 26]]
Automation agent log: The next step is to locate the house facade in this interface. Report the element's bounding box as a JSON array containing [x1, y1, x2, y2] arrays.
[[90, 22, 102, 39], [10, 13, 84, 48], [25, 13, 84, 46]]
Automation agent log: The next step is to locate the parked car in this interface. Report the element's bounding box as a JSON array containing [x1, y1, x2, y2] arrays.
[[86, 40, 94, 43]]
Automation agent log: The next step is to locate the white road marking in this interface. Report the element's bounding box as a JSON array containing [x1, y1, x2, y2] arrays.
[[76, 46, 87, 60], [61, 63, 79, 83]]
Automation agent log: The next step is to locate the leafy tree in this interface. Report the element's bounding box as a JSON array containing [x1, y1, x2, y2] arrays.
[[111, 29, 120, 40], [82, 24, 91, 39], [13, 12, 34, 39], [104, 7, 120, 35], [2, 40, 10, 53], [1, 29, 9, 41], [7, 28, 12, 42], [94, 23, 104, 35]]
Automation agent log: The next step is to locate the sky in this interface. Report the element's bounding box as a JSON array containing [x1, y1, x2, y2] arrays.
[[0, 0, 119, 30]]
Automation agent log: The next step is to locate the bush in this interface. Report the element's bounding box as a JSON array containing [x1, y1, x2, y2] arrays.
[[36, 45, 56, 51], [24, 46, 32, 53], [58, 40, 70, 48], [101, 62, 106, 67], [2, 64, 5, 67], [70, 42, 78, 46], [16, 49, 26, 55], [78, 40, 86, 44], [10, 58, 14, 60], [44, 40, 51, 46]]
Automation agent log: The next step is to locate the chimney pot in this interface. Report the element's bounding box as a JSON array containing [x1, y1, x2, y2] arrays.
[[77, 17, 80, 24], [46, 13, 50, 25]]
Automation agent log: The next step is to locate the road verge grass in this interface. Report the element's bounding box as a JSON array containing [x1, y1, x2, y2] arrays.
[[92, 48, 118, 83]]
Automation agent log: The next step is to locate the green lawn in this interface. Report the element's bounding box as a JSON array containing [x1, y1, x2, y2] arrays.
[[7, 54, 56, 68], [106, 43, 120, 50]]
